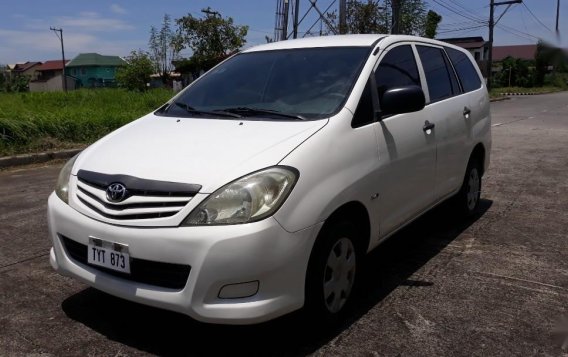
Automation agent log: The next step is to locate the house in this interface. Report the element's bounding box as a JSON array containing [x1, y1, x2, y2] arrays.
[[29, 60, 76, 92], [439, 36, 490, 77], [492, 44, 538, 61], [66, 53, 126, 88], [6, 61, 42, 81], [439, 36, 490, 61]]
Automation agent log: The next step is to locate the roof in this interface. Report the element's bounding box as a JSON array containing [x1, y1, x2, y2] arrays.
[[439, 37, 488, 49], [66, 53, 126, 67], [10, 61, 41, 72], [493, 44, 537, 61], [244, 34, 476, 53], [244, 34, 386, 52], [35, 60, 69, 71]]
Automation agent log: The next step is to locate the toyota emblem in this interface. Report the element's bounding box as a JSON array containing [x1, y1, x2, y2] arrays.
[[106, 183, 127, 203]]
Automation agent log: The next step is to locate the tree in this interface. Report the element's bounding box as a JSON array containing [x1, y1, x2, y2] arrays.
[[535, 40, 568, 86], [393, 0, 426, 35], [176, 8, 248, 71], [0, 66, 6, 92], [496, 57, 533, 88], [423, 10, 442, 38], [116, 50, 154, 91], [149, 14, 182, 83], [326, 0, 436, 36], [346, 0, 389, 34]]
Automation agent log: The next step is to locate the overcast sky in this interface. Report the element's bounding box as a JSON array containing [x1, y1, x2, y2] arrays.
[[0, 0, 565, 64]]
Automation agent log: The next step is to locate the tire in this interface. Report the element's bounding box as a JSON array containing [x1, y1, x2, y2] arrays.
[[454, 158, 482, 216], [305, 221, 360, 322]]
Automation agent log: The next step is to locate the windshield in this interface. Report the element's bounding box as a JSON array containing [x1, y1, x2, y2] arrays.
[[159, 46, 371, 120]]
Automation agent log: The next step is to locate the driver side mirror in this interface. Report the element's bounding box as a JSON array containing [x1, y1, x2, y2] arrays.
[[380, 85, 425, 117]]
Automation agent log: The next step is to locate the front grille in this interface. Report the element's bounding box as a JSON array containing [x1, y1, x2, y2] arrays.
[[62, 236, 191, 290], [75, 170, 201, 221]]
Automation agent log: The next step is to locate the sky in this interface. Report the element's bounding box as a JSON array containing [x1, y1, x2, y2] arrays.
[[0, 0, 566, 64]]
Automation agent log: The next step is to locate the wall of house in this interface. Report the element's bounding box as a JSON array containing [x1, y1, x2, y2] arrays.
[[67, 66, 119, 87], [29, 75, 77, 92]]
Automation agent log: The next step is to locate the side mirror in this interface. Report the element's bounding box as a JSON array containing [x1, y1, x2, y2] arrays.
[[380, 85, 425, 117]]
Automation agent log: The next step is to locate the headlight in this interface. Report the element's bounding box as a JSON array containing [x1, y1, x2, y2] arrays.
[[55, 154, 79, 204], [182, 166, 298, 226]]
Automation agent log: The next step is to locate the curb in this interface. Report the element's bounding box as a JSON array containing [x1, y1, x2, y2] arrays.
[[490, 97, 510, 102], [0, 148, 83, 169], [498, 91, 559, 96]]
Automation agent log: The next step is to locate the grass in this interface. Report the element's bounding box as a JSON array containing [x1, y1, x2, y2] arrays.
[[490, 86, 565, 99], [0, 89, 173, 156]]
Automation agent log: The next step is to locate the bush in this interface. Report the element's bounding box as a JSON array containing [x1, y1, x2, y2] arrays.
[[116, 50, 154, 91]]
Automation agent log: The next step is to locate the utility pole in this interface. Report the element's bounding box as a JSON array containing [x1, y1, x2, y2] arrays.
[[339, 0, 347, 34], [49, 27, 67, 92], [391, 0, 401, 34], [293, 0, 300, 38], [282, 0, 290, 40], [556, 0, 561, 34], [487, 0, 522, 90]]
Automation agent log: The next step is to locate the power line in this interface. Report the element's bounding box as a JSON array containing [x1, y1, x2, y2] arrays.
[[522, 2, 553, 33], [496, 23, 540, 40], [447, 0, 487, 16], [437, 25, 487, 34], [432, 0, 486, 23]]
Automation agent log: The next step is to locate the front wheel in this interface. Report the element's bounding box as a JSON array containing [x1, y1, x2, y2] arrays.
[[305, 222, 360, 321]]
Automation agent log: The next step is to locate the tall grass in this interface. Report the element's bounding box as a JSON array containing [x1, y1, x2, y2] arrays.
[[0, 89, 173, 156]]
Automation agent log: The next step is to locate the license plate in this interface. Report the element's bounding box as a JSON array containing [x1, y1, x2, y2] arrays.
[[87, 237, 131, 274]]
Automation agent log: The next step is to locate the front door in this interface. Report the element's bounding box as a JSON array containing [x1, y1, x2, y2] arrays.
[[372, 43, 437, 236]]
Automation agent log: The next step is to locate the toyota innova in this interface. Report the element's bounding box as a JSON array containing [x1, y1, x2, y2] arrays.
[[47, 34, 491, 324]]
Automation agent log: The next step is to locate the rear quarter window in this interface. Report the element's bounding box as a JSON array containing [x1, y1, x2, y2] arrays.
[[445, 47, 482, 92]]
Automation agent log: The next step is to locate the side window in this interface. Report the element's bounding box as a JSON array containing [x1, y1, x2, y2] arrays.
[[444, 53, 461, 95], [445, 47, 482, 92], [352, 78, 375, 128], [374, 45, 420, 102], [416, 45, 455, 102]]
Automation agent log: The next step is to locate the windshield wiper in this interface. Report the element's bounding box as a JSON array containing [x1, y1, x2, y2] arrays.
[[171, 102, 242, 118], [217, 107, 305, 121]]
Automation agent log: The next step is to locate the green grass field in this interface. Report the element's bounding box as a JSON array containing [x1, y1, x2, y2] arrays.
[[0, 89, 173, 156]]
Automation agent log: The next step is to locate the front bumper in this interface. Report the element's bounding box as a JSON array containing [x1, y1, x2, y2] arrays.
[[47, 193, 322, 324]]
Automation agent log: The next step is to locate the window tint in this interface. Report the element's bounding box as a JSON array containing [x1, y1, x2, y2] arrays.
[[352, 78, 375, 128], [417, 45, 455, 102], [375, 45, 420, 102], [444, 53, 461, 95], [445, 47, 482, 92]]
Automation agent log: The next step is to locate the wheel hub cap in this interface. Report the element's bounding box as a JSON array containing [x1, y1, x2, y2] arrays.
[[467, 168, 480, 211], [323, 238, 356, 313]]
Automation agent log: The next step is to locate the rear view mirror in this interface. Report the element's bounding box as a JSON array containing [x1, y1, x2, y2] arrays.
[[380, 85, 425, 117]]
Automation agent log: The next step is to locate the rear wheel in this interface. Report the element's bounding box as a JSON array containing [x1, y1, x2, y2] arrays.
[[305, 221, 360, 321], [455, 158, 482, 216]]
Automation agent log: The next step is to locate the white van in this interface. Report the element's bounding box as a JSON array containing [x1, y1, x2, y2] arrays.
[[48, 34, 491, 324]]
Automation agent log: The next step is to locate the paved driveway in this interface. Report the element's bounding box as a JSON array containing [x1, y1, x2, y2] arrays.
[[1, 92, 567, 356]]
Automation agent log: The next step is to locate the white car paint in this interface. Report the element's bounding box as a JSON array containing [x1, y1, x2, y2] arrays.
[[47, 34, 491, 324]]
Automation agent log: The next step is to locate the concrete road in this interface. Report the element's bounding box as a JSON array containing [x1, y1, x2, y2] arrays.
[[1, 92, 567, 356]]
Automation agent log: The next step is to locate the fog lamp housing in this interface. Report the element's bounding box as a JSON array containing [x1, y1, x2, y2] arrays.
[[218, 281, 259, 299]]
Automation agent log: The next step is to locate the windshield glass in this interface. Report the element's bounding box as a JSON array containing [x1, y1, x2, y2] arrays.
[[159, 47, 370, 120]]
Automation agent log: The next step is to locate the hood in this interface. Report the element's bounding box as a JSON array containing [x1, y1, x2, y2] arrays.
[[74, 113, 327, 193]]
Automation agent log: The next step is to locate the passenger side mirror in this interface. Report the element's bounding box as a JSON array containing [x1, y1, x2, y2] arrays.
[[380, 85, 425, 117]]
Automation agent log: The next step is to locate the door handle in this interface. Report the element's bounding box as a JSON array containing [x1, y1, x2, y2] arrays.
[[463, 106, 471, 118], [423, 120, 435, 132]]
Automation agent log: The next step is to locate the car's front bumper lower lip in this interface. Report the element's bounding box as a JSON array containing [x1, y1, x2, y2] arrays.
[[47, 192, 322, 324]]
